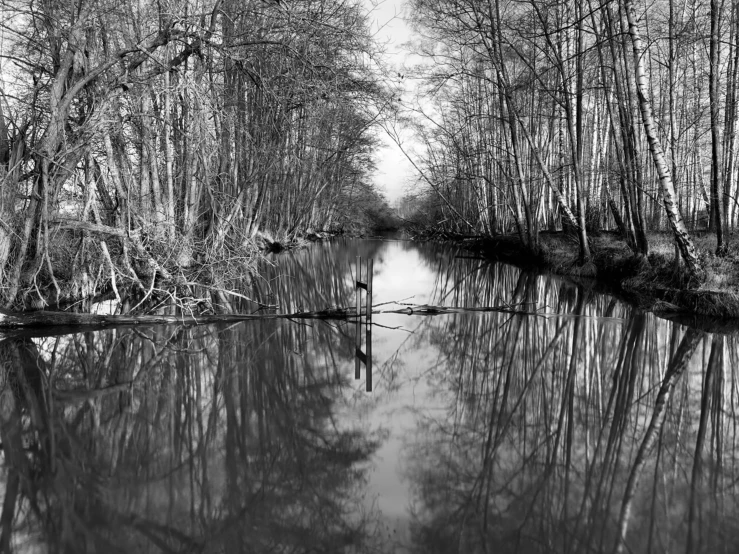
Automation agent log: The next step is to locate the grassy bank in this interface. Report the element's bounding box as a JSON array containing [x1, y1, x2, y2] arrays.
[[467, 231, 739, 321]]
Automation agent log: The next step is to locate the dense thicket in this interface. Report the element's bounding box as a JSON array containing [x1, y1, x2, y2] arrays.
[[0, 0, 391, 309], [405, 0, 739, 279]]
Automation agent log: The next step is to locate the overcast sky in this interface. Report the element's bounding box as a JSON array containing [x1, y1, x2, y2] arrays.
[[364, 0, 418, 204]]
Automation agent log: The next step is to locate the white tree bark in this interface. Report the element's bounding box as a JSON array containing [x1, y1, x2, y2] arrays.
[[623, 0, 704, 280], [614, 328, 703, 553]]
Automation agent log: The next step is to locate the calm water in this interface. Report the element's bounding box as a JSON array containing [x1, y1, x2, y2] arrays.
[[1, 238, 738, 553]]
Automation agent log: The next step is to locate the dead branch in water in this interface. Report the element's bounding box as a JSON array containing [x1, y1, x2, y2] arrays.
[[375, 303, 540, 317], [0, 303, 542, 334]]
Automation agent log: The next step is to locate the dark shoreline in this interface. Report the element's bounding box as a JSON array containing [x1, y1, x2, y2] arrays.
[[462, 233, 739, 334]]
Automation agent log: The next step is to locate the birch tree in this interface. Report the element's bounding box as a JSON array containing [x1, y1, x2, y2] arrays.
[[622, 0, 704, 281]]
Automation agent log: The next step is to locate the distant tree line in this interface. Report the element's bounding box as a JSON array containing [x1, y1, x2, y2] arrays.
[[0, 0, 392, 309], [405, 0, 739, 280]]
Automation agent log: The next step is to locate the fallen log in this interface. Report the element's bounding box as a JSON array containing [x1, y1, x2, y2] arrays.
[[0, 303, 538, 330], [0, 306, 360, 329]]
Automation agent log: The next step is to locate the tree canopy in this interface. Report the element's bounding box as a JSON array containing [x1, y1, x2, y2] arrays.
[[0, 0, 394, 309]]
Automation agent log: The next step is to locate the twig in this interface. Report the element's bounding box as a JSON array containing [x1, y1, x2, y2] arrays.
[[371, 296, 416, 307], [184, 280, 278, 308], [371, 321, 411, 332]]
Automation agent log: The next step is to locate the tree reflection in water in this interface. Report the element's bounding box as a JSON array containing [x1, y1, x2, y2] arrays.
[[405, 252, 739, 554], [3, 238, 739, 554], [0, 313, 382, 552]]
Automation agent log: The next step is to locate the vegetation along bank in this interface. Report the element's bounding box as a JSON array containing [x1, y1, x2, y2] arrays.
[[0, 0, 397, 313], [4, 0, 739, 322], [396, 0, 739, 320]]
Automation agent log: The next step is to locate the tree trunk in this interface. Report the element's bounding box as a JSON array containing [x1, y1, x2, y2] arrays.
[[723, 2, 739, 228], [163, 68, 175, 240], [614, 327, 703, 554], [623, 0, 704, 282], [710, 0, 727, 255]]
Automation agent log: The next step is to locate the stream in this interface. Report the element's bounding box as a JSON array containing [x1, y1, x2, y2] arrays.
[[0, 237, 738, 553]]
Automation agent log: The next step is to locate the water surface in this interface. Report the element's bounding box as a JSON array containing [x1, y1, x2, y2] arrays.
[[0, 238, 737, 553]]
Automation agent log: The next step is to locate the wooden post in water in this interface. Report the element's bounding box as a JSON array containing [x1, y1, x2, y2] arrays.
[[354, 256, 373, 391], [366, 258, 373, 391]]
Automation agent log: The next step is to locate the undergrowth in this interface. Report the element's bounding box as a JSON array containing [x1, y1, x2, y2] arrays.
[[14, 226, 275, 314], [476, 229, 739, 318]]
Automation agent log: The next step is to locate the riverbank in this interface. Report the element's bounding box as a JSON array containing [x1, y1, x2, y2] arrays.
[[465, 231, 739, 322], [0, 227, 338, 312]]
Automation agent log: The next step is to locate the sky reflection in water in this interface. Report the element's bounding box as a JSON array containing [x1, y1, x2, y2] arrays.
[[0, 238, 737, 553]]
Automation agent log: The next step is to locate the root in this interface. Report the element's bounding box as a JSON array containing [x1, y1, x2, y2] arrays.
[[99, 240, 121, 305]]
